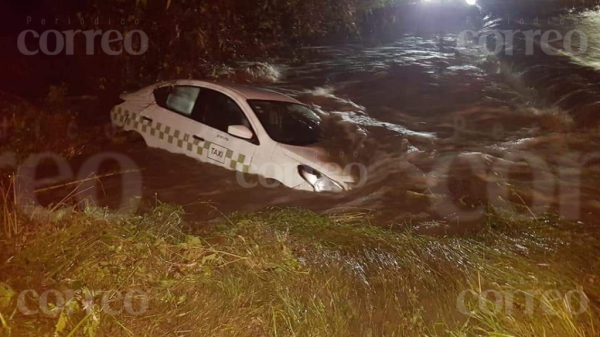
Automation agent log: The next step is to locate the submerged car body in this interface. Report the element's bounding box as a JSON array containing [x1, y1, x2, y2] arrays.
[[111, 80, 354, 192]]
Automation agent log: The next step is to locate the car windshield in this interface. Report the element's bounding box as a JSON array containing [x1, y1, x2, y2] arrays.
[[248, 100, 321, 146]]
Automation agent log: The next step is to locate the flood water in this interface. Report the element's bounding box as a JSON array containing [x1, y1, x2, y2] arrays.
[[35, 3, 600, 232]]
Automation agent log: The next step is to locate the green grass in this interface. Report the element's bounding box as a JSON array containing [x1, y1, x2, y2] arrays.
[[0, 200, 598, 336]]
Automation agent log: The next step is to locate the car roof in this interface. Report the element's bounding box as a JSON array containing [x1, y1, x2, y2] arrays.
[[167, 80, 301, 104]]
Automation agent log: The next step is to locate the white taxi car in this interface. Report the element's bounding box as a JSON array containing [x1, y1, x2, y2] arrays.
[[110, 80, 355, 192]]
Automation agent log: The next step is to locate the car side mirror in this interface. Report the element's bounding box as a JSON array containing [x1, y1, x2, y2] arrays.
[[153, 86, 173, 108], [228, 125, 253, 140]]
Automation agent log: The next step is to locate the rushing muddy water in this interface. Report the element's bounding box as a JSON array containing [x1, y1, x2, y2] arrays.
[[34, 4, 600, 231]]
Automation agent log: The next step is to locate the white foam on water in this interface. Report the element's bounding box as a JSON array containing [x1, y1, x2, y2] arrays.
[[303, 86, 436, 139], [238, 62, 285, 83]]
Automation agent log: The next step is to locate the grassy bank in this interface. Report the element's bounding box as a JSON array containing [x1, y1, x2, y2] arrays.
[[1, 195, 598, 335]]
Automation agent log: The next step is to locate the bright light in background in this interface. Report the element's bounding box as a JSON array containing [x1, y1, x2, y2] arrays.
[[422, 0, 477, 4]]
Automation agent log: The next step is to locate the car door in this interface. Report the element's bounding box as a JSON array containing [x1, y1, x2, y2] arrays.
[[141, 85, 213, 162], [191, 88, 258, 174]]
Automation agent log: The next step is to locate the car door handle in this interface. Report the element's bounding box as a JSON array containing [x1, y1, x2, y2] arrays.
[[193, 135, 205, 142], [142, 116, 153, 123]]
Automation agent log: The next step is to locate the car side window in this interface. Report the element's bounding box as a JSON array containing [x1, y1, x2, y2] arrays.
[[193, 90, 252, 133], [154, 86, 201, 117]]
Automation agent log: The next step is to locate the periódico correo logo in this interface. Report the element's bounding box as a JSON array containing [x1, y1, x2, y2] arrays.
[[17, 29, 149, 56]]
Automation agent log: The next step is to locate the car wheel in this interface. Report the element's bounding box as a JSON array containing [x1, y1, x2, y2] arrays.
[[263, 178, 282, 188]]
